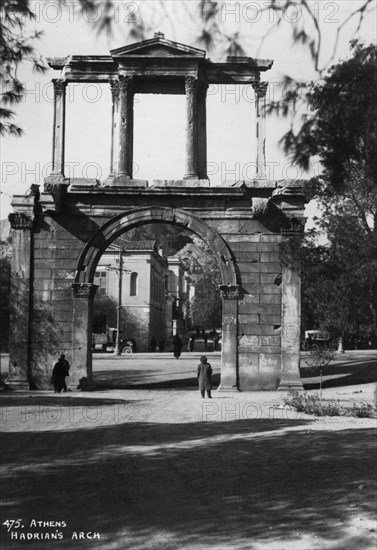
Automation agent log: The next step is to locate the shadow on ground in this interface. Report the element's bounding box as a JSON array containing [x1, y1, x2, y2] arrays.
[[1, 417, 376, 549], [93, 370, 221, 390], [300, 359, 377, 390]]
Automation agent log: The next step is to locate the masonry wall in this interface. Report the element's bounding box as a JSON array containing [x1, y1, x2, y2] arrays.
[[208, 218, 283, 391]]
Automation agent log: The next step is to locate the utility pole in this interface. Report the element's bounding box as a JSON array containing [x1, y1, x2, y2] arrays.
[[106, 247, 131, 356]]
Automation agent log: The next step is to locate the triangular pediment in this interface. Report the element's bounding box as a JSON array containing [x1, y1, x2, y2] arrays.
[[110, 37, 206, 59]]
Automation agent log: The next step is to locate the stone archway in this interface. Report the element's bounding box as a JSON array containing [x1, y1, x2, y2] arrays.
[[72, 206, 239, 389]]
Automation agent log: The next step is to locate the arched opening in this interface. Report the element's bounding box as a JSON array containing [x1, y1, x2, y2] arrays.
[[73, 207, 238, 390]]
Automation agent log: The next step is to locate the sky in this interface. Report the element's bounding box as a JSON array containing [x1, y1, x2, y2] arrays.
[[1, 0, 376, 225]]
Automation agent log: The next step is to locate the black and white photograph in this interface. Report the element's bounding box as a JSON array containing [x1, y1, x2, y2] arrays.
[[1, 1, 376, 548]]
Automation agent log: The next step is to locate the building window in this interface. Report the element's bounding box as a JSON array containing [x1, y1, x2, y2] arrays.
[[130, 272, 138, 296], [94, 270, 107, 296]]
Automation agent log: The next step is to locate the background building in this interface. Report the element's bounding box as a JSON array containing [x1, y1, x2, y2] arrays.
[[94, 240, 189, 351]]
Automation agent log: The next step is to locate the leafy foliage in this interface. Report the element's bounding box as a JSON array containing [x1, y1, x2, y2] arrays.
[[0, 0, 47, 136], [282, 43, 377, 343], [178, 238, 222, 329], [283, 389, 377, 418], [0, 258, 11, 350], [1, 0, 375, 140]]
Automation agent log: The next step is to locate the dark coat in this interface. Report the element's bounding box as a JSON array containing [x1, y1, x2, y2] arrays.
[[173, 336, 182, 357], [197, 362, 212, 391], [52, 360, 67, 385]]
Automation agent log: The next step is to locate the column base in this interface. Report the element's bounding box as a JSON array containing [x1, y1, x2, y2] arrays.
[[153, 179, 209, 187], [44, 174, 69, 185], [4, 377, 30, 390], [105, 176, 148, 187], [278, 379, 304, 392], [217, 385, 240, 392]]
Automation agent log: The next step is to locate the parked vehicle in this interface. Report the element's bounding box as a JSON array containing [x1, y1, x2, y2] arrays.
[[92, 328, 117, 352], [304, 330, 332, 351]]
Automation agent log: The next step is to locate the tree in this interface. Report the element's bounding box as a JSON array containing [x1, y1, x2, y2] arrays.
[[0, 258, 11, 351], [178, 238, 222, 329], [283, 42, 377, 345]]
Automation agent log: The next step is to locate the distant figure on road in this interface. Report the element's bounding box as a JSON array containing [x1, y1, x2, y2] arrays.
[[188, 335, 195, 352], [173, 334, 182, 359], [203, 332, 208, 349], [150, 337, 157, 352], [52, 354, 69, 394], [197, 355, 212, 398], [213, 332, 219, 351], [159, 337, 165, 352]]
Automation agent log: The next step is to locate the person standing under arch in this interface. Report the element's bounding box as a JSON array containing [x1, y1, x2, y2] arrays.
[[197, 355, 212, 398]]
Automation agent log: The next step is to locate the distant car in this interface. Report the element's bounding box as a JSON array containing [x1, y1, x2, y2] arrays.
[[304, 330, 332, 351]]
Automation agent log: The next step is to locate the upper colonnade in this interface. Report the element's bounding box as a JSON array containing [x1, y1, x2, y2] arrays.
[[45, 32, 273, 188]]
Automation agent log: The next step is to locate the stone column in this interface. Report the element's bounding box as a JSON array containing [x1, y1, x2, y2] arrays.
[[197, 81, 208, 180], [218, 285, 240, 391], [252, 81, 268, 180], [184, 76, 198, 179], [107, 79, 120, 181], [7, 213, 35, 390], [278, 219, 304, 391], [117, 75, 134, 181], [47, 78, 67, 183], [71, 283, 98, 389]]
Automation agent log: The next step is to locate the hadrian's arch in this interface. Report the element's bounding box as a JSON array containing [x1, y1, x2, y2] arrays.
[[8, 33, 307, 392]]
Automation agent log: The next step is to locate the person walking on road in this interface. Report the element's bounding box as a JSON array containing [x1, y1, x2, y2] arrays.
[[173, 334, 182, 359], [159, 337, 165, 352], [197, 355, 212, 398]]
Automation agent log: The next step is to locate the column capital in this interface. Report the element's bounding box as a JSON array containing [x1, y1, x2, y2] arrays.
[[219, 284, 241, 299], [71, 283, 99, 298], [110, 79, 120, 101], [8, 212, 34, 230], [185, 76, 198, 94], [52, 78, 67, 96], [252, 81, 268, 98], [119, 74, 134, 94], [281, 216, 305, 236]]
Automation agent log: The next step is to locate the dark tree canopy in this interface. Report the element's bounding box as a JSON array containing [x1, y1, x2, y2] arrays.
[[282, 42, 377, 344]]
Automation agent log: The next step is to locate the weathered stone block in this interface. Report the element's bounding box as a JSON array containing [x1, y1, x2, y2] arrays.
[[241, 273, 260, 284], [238, 335, 260, 347], [243, 263, 281, 273], [260, 314, 281, 324], [260, 293, 281, 304], [238, 314, 260, 325], [260, 273, 281, 284], [261, 235, 281, 242], [240, 293, 260, 304], [240, 325, 277, 336], [238, 352, 280, 390], [260, 252, 280, 263], [252, 304, 281, 315], [34, 268, 53, 279]]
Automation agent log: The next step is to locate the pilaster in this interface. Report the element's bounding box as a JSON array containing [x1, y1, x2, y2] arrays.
[[45, 78, 68, 185], [116, 75, 134, 183], [197, 81, 208, 180], [252, 81, 268, 180], [278, 221, 304, 391], [71, 283, 98, 389], [6, 213, 35, 390], [218, 285, 240, 391], [106, 79, 120, 184], [184, 76, 198, 179]]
